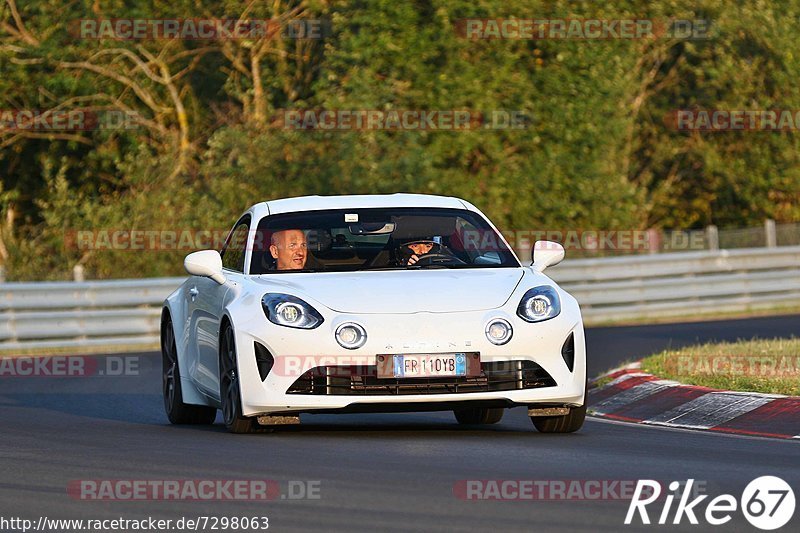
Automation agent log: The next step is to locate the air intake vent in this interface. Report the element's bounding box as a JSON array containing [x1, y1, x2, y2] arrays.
[[254, 342, 275, 381], [561, 332, 575, 372]]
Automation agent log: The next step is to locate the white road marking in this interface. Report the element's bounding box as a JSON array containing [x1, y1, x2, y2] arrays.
[[591, 381, 677, 416], [601, 372, 650, 389], [587, 416, 798, 443], [642, 392, 774, 429]]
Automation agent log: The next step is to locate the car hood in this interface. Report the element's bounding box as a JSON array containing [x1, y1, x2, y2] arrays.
[[253, 269, 524, 314]]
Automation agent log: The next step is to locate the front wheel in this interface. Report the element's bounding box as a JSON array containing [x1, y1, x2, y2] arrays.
[[530, 404, 586, 433], [219, 324, 260, 434], [453, 407, 504, 425], [530, 379, 587, 433]]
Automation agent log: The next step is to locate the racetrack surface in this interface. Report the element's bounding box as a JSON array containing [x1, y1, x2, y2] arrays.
[[0, 315, 798, 532]]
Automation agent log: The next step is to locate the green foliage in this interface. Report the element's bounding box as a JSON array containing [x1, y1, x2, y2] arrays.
[[1, 0, 799, 279]]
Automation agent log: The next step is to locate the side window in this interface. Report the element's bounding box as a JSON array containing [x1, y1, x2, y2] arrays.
[[220, 215, 251, 273]]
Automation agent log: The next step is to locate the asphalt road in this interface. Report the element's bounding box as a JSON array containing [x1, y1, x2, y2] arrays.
[[0, 315, 798, 532]]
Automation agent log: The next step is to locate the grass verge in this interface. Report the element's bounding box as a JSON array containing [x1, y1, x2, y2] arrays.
[[640, 337, 800, 396], [583, 304, 800, 327]]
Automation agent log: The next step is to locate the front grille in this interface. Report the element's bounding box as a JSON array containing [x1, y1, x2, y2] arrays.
[[286, 360, 556, 395]]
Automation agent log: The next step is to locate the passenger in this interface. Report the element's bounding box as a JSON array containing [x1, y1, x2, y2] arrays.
[[270, 229, 307, 270]]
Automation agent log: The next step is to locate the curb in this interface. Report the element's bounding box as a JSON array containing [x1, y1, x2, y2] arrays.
[[588, 362, 800, 440]]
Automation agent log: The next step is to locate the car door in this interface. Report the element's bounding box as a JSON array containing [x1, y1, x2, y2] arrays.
[[188, 215, 250, 398]]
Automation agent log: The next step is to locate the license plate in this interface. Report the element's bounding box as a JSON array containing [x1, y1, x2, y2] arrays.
[[376, 353, 480, 378]]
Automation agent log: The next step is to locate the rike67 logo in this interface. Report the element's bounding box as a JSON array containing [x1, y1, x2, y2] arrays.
[[626, 477, 795, 530]]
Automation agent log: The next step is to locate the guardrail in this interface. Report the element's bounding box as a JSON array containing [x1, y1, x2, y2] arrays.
[[2, 246, 799, 351], [0, 278, 184, 351], [547, 246, 800, 322]]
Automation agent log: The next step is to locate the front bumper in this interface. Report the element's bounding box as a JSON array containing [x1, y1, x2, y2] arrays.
[[232, 304, 586, 416]]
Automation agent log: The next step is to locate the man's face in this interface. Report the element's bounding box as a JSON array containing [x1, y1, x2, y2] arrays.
[[407, 242, 434, 256], [270, 229, 307, 270]]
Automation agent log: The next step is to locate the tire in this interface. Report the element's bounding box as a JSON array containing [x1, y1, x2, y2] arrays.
[[219, 323, 259, 434], [453, 407, 504, 425], [161, 315, 217, 425], [530, 404, 586, 433], [530, 379, 587, 433]]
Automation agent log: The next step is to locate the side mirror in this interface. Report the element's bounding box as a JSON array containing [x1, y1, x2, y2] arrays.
[[530, 241, 565, 272], [184, 250, 226, 284]]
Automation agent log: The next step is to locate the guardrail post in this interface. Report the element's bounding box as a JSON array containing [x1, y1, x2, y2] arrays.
[[647, 229, 661, 254], [73, 264, 85, 282], [765, 219, 777, 248], [706, 225, 719, 251]]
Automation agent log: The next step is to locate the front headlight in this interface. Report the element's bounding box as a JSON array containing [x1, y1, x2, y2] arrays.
[[262, 293, 324, 329], [517, 286, 561, 323]]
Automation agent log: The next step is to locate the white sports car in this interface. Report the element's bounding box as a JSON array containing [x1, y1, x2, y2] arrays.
[[161, 194, 586, 433]]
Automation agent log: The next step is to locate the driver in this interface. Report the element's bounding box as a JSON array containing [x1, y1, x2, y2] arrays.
[[270, 229, 307, 270], [403, 240, 436, 266]]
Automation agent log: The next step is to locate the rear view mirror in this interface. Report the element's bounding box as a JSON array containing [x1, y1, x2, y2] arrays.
[[184, 250, 226, 284], [348, 222, 395, 235], [531, 241, 565, 272]]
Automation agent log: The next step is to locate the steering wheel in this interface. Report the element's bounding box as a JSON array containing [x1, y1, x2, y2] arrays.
[[412, 253, 461, 266]]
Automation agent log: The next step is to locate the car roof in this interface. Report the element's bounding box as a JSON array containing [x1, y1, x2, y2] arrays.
[[259, 193, 470, 215]]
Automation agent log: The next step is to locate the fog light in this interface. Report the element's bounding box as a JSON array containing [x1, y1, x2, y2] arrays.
[[485, 319, 513, 345], [335, 322, 367, 349]]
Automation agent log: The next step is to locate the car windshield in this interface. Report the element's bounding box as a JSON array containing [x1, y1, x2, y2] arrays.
[[249, 207, 519, 274]]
